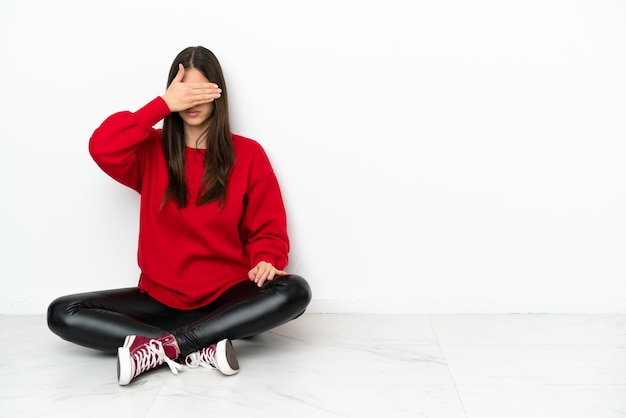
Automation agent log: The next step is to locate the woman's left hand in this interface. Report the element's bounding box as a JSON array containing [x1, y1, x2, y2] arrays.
[[248, 261, 287, 288]]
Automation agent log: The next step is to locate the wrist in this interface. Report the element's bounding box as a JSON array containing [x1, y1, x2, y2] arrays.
[[135, 97, 171, 127], [160, 94, 174, 112]]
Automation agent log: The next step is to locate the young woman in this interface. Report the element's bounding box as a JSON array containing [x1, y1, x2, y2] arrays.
[[47, 46, 312, 386]]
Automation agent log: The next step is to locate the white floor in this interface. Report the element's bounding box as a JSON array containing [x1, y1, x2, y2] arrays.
[[1, 313, 625, 418]]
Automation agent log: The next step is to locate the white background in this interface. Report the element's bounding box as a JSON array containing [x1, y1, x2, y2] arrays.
[[1, 0, 625, 314]]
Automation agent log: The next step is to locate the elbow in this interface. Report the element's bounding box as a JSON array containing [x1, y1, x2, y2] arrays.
[[88, 130, 105, 163]]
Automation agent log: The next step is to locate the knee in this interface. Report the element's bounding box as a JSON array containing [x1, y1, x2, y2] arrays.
[[46, 295, 79, 338], [275, 274, 312, 312]]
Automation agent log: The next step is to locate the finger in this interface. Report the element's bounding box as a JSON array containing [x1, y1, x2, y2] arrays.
[[188, 97, 217, 108], [255, 272, 265, 287], [261, 269, 283, 288], [255, 264, 272, 287], [190, 82, 220, 90], [259, 266, 271, 283], [248, 265, 259, 280], [187, 86, 221, 98], [267, 267, 286, 281], [190, 88, 222, 100], [251, 264, 268, 283], [248, 266, 258, 281], [174, 63, 185, 82], [194, 92, 222, 102]]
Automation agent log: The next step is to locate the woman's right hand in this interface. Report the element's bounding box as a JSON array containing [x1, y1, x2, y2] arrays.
[[161, 64, 222, 112]]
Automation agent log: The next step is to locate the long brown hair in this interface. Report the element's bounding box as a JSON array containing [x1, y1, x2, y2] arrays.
[[161, 46, 234, 209]]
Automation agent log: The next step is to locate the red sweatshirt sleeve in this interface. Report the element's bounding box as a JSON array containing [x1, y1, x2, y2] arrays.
[[89, 97, 171, 192], [239, 143, 290, 270]]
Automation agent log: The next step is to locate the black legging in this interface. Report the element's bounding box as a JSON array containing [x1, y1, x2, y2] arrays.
[[47, 275, 311, 358]]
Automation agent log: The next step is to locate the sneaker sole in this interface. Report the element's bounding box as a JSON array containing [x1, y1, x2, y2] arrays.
[[117, 335, 136, 386], [215, 339, 239, 376]]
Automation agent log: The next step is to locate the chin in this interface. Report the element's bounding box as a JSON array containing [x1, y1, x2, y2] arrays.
[[183, 117, 210, 126]]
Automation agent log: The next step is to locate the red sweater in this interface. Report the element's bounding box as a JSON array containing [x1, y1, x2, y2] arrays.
[[89, 97, 289, 309]]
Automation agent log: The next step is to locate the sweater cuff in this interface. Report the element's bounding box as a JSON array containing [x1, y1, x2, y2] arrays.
[[253, 254, 287, 271], [134, 97, 171, 129]]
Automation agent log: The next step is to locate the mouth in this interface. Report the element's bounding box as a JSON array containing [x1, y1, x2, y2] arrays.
[[186, 111, 201, 117]]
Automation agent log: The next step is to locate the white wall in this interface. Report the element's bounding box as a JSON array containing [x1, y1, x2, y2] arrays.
[[1, 0, 625, 314]]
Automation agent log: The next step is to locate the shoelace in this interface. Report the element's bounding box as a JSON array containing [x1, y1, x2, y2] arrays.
[[133, 340, 183, 377], [185, 346, 217, 370]]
